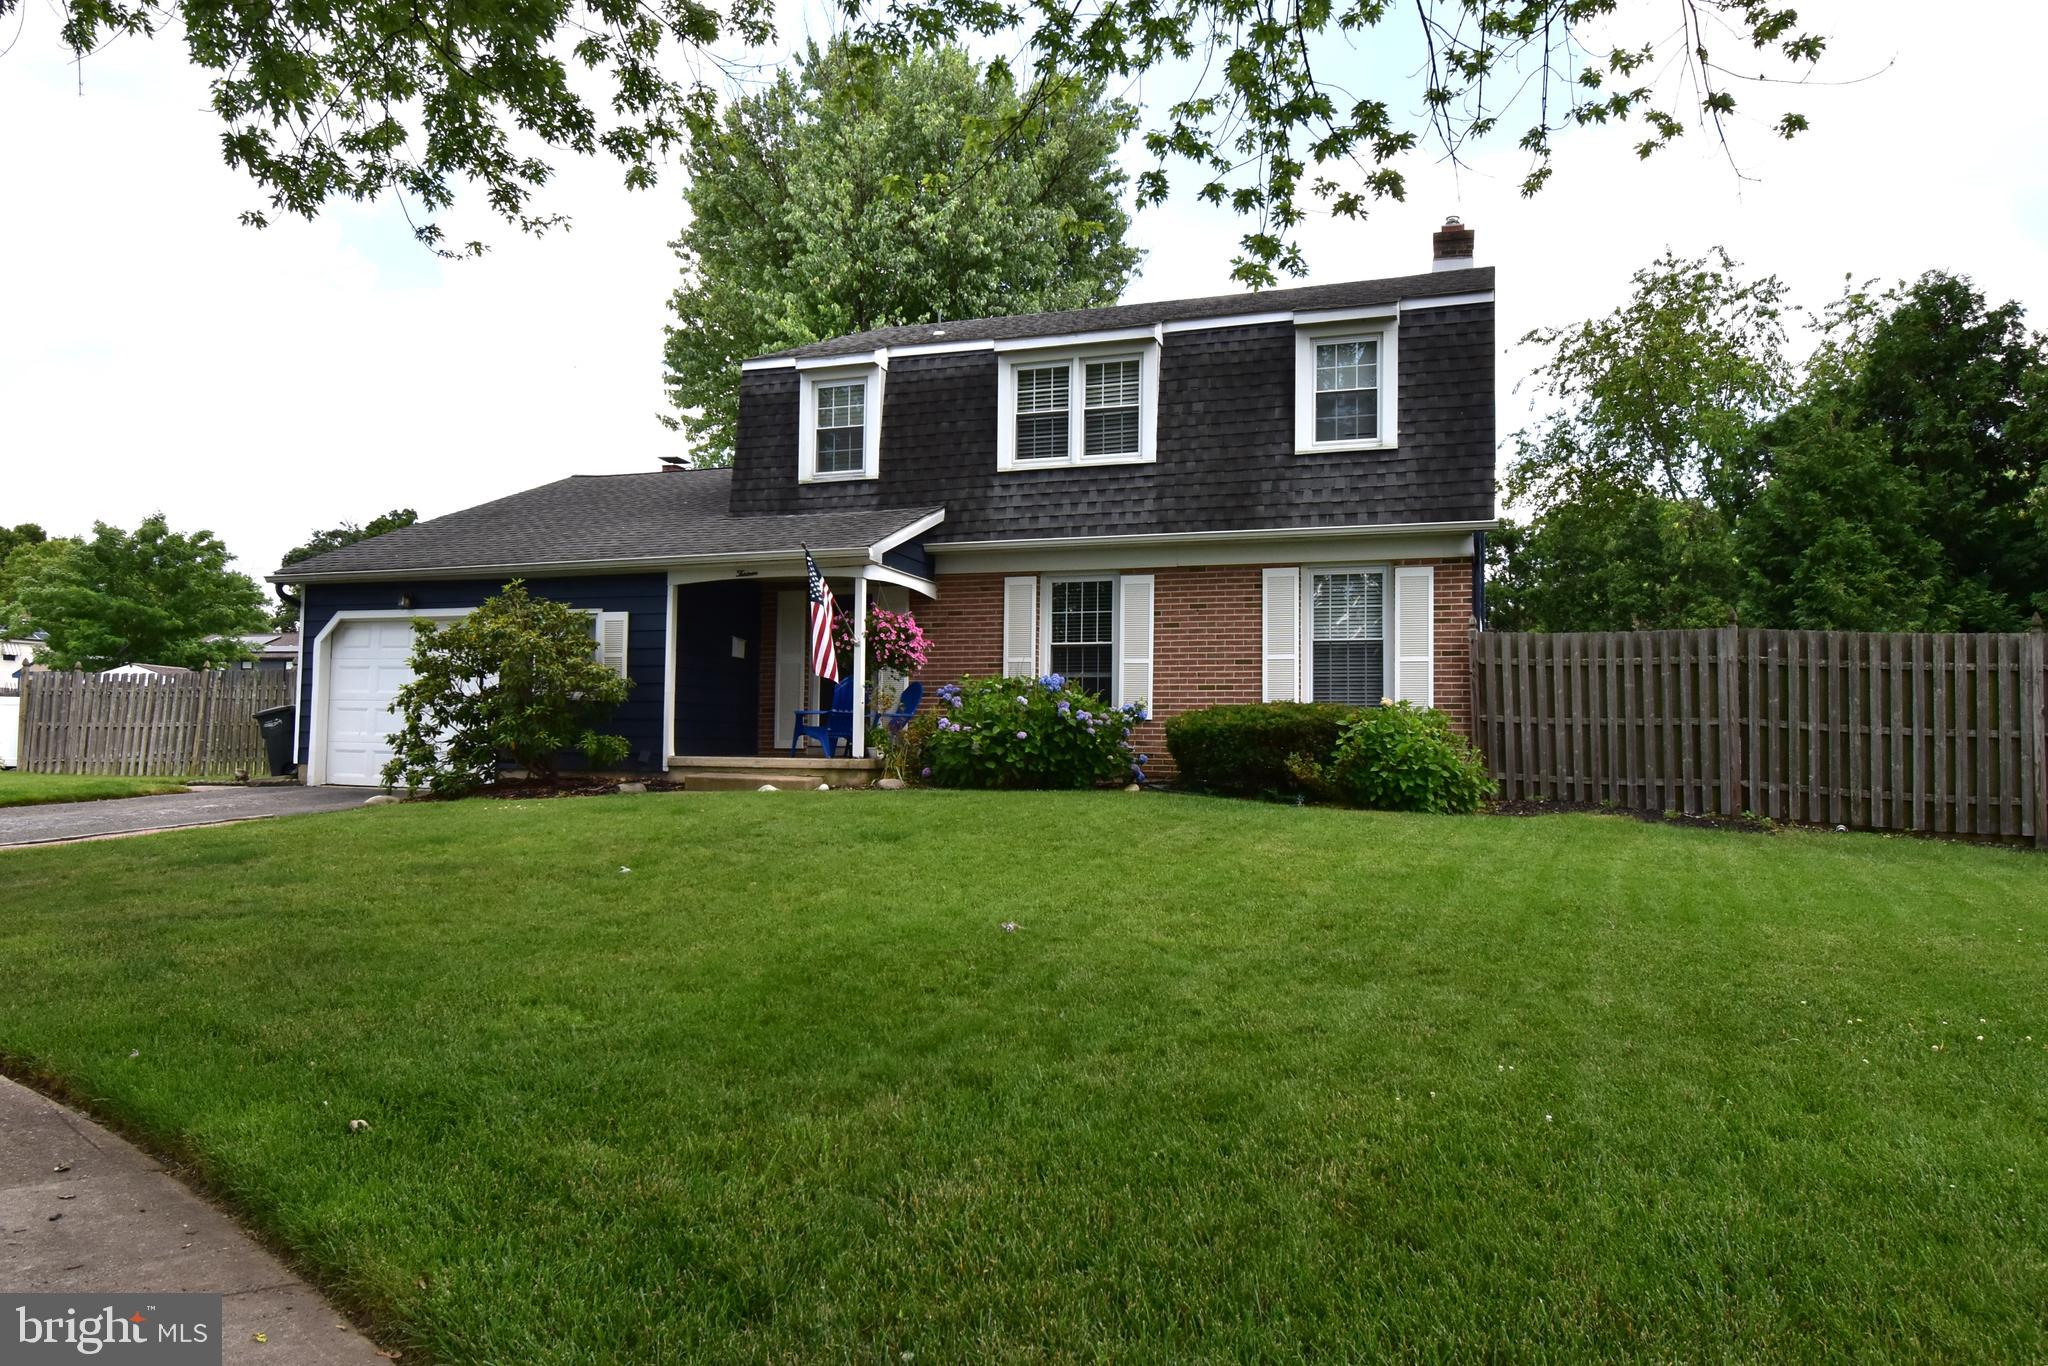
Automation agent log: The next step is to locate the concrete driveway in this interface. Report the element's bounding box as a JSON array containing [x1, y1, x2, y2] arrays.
[[0, 785, 368, 849]]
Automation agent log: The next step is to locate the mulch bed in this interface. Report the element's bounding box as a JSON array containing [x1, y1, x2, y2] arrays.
[[1487, 797, 1774, 834], [458, 778, 689, 801]]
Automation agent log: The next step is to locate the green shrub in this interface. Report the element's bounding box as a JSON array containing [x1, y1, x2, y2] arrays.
[[926, 675, 1142, 789], [382, 580, 632, 796], [1322, 701, 1493, 814], [1163, 702, 1357, 798]]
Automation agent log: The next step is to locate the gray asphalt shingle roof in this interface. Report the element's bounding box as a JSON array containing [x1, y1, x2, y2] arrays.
[[275, 469, 940, 578], [755, 267, 1494, 360]]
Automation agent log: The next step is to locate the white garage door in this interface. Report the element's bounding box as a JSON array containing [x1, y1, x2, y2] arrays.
[[322, 619, 422, 786]]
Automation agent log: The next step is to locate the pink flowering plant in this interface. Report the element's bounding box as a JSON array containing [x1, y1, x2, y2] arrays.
[[831, 605, 931, 680], [925, 673, 1147, 789]]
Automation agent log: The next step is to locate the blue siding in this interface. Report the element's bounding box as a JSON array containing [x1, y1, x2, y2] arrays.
[[297, 574, 669, 771]]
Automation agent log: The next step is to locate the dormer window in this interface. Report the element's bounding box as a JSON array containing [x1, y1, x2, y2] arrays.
[[1294, 318, 1398, 453], [797, 363, 885, 482], [997, 342, 1158, 471]]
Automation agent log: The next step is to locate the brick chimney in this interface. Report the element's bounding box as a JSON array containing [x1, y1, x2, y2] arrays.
[[1431, 216, 1474, 272]]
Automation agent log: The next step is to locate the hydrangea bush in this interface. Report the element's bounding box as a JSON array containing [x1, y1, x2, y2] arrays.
[[925, 674, 1147, 789]]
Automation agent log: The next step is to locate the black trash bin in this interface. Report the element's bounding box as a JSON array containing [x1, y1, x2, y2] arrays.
[[253, 704, 296, 778]]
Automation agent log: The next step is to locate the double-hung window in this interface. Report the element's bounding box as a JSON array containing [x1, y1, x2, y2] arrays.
[[1083, 359, 1142, 458], [1308, 569, 1384, 705], [1047, 578, 1115, 700], [1294, 321, 1397, 452], [998, 346, 1157, 469], [1313, 339, 1377, 443], [814, 381, 865, 473], [1014, 365, 1071, 462], [797, 365, 885, 482]]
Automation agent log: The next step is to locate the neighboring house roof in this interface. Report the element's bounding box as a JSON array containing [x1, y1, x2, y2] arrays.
[[98, 663, 194, 679], [273, 469, 943, 580], [212, 630, 301, 659], [753, 267, 1494, 361]]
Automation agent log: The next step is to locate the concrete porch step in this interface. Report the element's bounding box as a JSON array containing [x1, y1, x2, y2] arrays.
[[667, 754, 884, 791]]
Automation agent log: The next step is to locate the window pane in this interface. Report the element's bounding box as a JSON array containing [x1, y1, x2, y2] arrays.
[[816, 381, 863, 429], [1312, 641, 1384, 705], [1315, 389, 1378, 443], [1015, 365, 1069, 414], [1085, 359, 1140, 409], [1016, 413, 1069, 461], [1050, 579, 1115, 699], [1314, 339, 1377, 392], [816, 427, 864, 472], [1084, 408, 1140, 457]]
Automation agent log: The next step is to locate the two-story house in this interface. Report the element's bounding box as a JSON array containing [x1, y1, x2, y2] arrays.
[[273, 221, 1495, 785]]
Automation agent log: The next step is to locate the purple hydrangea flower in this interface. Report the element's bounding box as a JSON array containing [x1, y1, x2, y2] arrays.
[[1016, 730, 1028, 740], [921, 766, 932, 777]]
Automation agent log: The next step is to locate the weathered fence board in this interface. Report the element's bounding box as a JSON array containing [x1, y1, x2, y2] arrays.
[[17, 670, 294, 779], [1472, 628, 2048, 846]]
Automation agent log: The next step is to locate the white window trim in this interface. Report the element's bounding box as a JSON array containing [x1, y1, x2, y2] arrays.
[[797, 362, 885, 483], [1294, 321, 1398, 454], [997, 342, 1159, 471], [1298, 564, 1393, 707], [1037, 571, 1122, 703]]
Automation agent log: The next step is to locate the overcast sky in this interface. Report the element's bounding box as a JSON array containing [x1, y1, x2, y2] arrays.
[[3, 0, 2044, 594]]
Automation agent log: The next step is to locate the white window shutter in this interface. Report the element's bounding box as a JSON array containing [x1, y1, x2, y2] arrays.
[[594, 611, 630, 679], [1002, 577, 1038, 677], [1261, 568, 1299, 702], [1117, 574, 1154, 716], [1394, 566, 1434, 706]]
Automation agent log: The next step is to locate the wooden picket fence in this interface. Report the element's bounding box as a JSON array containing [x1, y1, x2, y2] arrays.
[[15, 670, 296, 778], [1471, 628, 2048, 845]]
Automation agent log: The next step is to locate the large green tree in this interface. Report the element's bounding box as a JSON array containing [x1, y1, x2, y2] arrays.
[[1493, 261, 2048, 634], [663, 39, 1140, 465], [1738, 274, 2048, 630], [0, 536, 80, 639], [1488, 249, 1791, 631], [14, 515, 269, 672], [10, 0, 1827, 280], [272, 509, 420, 628]]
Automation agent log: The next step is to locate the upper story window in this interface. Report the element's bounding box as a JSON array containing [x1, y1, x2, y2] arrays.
[[797, 364, 885, 483], [997, 343, 1158, 471], [1294, 320, 1397, 453], [814, 381, 866, 473]]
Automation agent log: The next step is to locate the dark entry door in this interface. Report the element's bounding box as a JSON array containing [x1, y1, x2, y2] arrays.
[[675, 581, 760, 756]]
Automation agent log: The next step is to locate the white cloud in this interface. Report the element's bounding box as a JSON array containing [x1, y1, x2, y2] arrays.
[[2, 0, 2043, 589]]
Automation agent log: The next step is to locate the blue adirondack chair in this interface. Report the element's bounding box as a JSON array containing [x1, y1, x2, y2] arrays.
[[791, 678, 857, 757], [869, 681, 925, 735]]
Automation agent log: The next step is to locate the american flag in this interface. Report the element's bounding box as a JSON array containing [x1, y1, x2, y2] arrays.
[[804, 547, 841, 682]]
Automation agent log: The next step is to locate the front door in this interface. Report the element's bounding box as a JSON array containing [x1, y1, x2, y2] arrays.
[[675, 581, 760, 756]]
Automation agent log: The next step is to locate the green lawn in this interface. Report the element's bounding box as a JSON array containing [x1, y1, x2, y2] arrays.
[[0, 793, 2042, 1362], [0, 770, 188, 806]]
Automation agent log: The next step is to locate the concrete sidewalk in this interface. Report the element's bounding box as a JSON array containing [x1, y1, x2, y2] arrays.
[[0, 1075, 390, 1363]]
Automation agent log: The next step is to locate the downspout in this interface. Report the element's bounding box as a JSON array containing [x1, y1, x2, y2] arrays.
[[1471, 531, 1488, 629]]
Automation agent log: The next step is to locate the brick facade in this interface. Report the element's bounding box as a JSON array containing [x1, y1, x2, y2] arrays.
[[908, 557, 1476, 780]]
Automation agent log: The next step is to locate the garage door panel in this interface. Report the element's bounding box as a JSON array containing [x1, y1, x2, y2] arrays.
[[322, 617, 442, 786]]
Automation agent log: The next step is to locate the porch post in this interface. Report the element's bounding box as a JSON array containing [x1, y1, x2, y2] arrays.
[[850, 573, 869, 759], [660, 577, 679, 767]]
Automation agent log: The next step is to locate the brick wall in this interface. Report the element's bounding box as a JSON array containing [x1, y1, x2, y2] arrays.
[[911, 557, 1476, 781]]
